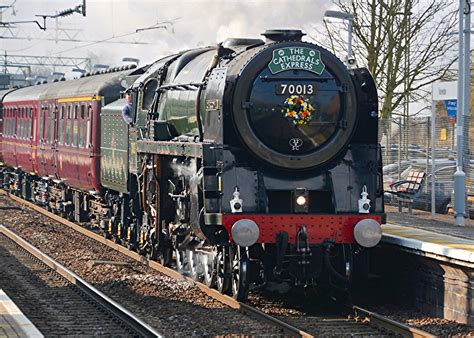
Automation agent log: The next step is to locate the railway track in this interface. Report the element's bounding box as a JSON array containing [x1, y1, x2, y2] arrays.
[[1, 190, 435, 337], [0, 222, 161, 337]]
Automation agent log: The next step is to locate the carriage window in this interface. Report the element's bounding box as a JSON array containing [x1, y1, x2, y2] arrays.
[[29, 108, 33, 139], [32, 114, 36, 141], [13, 110, 16, 136], [39, 106, 45, 140], [59, 111, 64, 144], [27, 118, 31, 140], [16, 110, 20, 138], [17, 115, 20, 138], [80, 105, 85, 119], [68, 105, 72, 119], [72, 119, 78, 146], [9, 111, 13, 136], [18, 118, 23, 139], [6, 109, 9, 135], [24, 109, 28, 138], [12, 109, 15, 136], [142, 79, 158, 110], [10, 111, 13, 136], [74, 105, 78, 119], [50, 106, 58, 143], [26, 118, 30, 139], [66, 119, 71, 145], [79, 117, 85, 147], [46, 107, 51, 142], [18, 110, 22, 138]]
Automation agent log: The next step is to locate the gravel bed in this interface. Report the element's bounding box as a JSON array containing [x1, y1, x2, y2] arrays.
[[249, 279, 474, 336], [254, 278, 474, 337], [0, 195, 281, 336], [0, 233, 137, 336], [3, 194, 474, 336], [367, 304, 474, 336], [248, 290, 394, 337]]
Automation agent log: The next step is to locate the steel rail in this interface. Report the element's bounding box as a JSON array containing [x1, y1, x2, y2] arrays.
[[1, 190, 435, 337], [353, 306, 436, 337], [0, 190, 312, 337], [0, 222, 162, 338]]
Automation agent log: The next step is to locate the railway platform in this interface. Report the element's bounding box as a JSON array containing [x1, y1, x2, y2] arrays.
[[376, 206, 474, 325], [382, 205, 474, 265], [0, 289, 43, 337]]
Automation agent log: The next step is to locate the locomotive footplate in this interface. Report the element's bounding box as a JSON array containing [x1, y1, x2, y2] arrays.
[[222, 214, 384, 244]]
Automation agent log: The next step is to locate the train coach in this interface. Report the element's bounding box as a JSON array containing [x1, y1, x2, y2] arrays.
[[0, 67, 138, 219], [0, 29, 384, 301]]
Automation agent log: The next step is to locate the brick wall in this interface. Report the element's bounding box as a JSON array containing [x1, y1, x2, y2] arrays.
[[370, 245, 474, 324]]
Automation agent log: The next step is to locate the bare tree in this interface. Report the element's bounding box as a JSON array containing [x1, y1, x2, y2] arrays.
[[310, 0, 457, 120]]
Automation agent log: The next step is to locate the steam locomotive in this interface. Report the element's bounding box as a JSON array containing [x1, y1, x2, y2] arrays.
[[0, 29, 384, 300]]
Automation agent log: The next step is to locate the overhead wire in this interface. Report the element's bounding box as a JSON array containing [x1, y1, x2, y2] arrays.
[[52, 31, 142, 55]]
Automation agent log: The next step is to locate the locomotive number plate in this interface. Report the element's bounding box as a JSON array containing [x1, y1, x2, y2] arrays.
[[275, 83, 315, 95]]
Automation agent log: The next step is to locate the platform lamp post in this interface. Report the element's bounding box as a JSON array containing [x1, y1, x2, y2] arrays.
[[324, 10, 355, 67], [454, 0, 471, 226]]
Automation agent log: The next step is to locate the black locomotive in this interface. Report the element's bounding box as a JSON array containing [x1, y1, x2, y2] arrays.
[[0, 29, 384, 300]]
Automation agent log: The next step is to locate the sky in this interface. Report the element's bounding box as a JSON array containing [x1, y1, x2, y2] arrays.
[[0, 0, 332, 71]]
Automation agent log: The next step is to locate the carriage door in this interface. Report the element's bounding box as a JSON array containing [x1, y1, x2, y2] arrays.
[[38, 104, 47, 175], [51, 105, 60, 175]]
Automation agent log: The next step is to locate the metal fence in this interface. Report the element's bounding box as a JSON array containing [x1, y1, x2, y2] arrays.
[[380, 112, 474, 215]]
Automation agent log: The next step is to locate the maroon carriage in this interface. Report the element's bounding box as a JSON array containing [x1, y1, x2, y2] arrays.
[[1, 70, 131, 202]]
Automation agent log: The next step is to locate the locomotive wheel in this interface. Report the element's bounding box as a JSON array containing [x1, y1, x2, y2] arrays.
[[201, 251, 216, 287], [231, 245, 249, 301], [175, 249, 188, 275], [216, 246, 231, 294], [187, 250, 200, 281]]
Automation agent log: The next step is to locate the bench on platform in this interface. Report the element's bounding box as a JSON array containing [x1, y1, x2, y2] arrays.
[[385, 171, 426, 214]]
